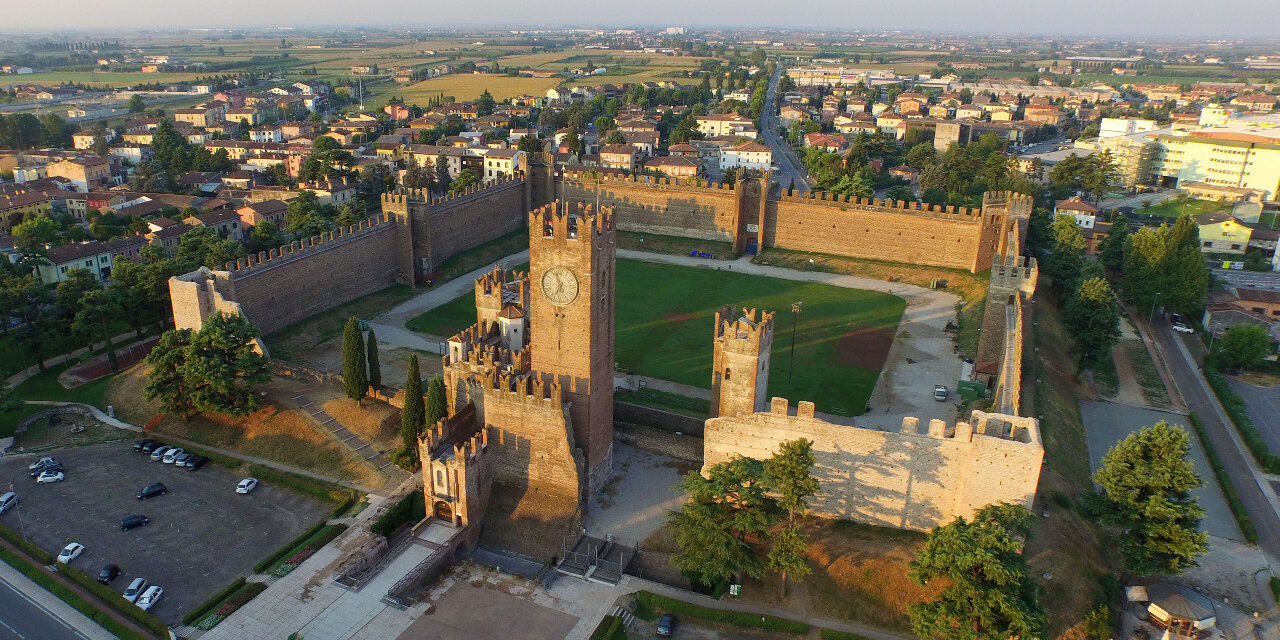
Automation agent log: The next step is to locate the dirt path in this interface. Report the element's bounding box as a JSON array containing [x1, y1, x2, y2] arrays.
[[1106, 342, 1148, 406]]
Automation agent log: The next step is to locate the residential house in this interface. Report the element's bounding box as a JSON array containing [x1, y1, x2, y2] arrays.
[[0, 190, 53, 235], [668, 143, 700, 158], [804, 132, 846, 152], [1054, 196, 1100, 229], [35, 235, 148, 284], [384, 104, 412, 120], [642, 155, 701, 177], [46, 157, 112, 192], [599, 144, 638, 173], [224, 107, 260, 125], [108, 143, 153, 164], [720, 141, 772, 171], [250, 125, 283, 143], [173, 108, 216, 128], [237, 200, 288, 229], [1196, 211, 1252, 253], [189, 210, 243, 242], [482, 149, 523, 181], [694, 113, 758, 139], [622, 130, 660, 156]]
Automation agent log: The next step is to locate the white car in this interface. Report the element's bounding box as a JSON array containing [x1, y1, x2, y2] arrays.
[[1172, 323, 1195, 334], [136, 585, 163, 611], [57, 543, 84, 564], [161, 448, 185, 464], [36, 470, 65, 484], [123, 577, 148, 603], [149, 446, 171, 462], [0, 491, 16, 514], [235, 478, 259, 495]]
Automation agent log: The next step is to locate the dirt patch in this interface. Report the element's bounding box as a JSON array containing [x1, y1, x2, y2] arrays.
[[321, 395, 400, 452], [832, 326, 894, 370], [60, 337, 158, 386], [1236, 371, 1280, 387], [662, 312, 696, 324]]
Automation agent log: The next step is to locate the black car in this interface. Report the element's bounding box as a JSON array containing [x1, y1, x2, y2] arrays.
[[121, 515, 150, 531], [29, 460, 63, 478], [132, 439, 156, 452], [184, 455, 207, 471], [657, 614, 676, 637], [97, 564, 121, 584], [139, 441, 163, 454], [135, 483, 166, 500]]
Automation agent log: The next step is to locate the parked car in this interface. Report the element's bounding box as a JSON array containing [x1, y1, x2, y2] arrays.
[[236, 478, 259, 495], [933, 384, 949, 401], [29, 459, 62, 477], [1172, 323, 1194, 334], [136, 585, 163, 611], [27, 456, 57, 473], [149, 446, 172, 461], [123, 578, 147, 603], [184, 456, 207, 471], [136, 483, 167, 500], [36, 470, 65, 484], [657, 614, 676, 637], [140, 441, 163, 454], [97, 564, 120, 585], [161, 448, 185, 464], [172, 453, 194, 467], [57, 542, 85, 564], [1169, 313, 1184, 325], [121, 515, 150, 531], [0, 491, 16, 515], [133, 439, 157, 452]]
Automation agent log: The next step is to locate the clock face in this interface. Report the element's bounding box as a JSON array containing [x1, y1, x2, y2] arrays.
[[541, 266, 579, 306]]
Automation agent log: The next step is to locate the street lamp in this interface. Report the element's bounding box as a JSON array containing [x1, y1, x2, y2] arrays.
[[1148, 292, 1161, 325], [788, 301, 803, 383]]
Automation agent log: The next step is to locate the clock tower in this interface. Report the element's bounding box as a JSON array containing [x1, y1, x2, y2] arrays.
[[528, 201, 616, 495]]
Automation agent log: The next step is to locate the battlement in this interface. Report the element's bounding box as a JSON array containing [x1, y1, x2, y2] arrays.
[[421, 407, 488, 464], [714, 305, 775, 354], [989, 254, 1038, 296], [529, 200, 616, 240], [559, 170, 737, 193], [477, 368, 563, 407], [774, 188, 988, 221], [221, 212, 396, 278], [982, 190, 1035, 217], [381, 175, 524, 211]]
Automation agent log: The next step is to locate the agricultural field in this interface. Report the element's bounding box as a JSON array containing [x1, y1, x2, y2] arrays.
[[9, 71, 208, 88], [398, 74, 563, 102], [408, 258, 904, 417]]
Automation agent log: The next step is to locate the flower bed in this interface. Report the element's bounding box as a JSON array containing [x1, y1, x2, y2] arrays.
[[195, 582, 267, 630]]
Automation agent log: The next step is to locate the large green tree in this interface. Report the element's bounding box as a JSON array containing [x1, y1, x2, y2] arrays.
[[1097, 212, 1130, 271], [670, 456, 777, 587], [342, 317, 368, 403], [143, 328, 195, 415], [908, 504, 1045, 640], [1218, 324, 1271, 371], [71, 289, 123, 372], [1063, 277, 1120, 370], [425, 376, 447, 428], [400, 354, 425, 456], [1047, 215, 1086, 300], [1093, 421, 1208, 575], [145, 312, 271, 417], [366, 327, 382, 392]]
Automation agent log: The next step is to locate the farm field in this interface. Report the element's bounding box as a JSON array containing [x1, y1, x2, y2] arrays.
[[399, 74, 563, 102], [9, 71, 207, 88], [408, 258, 904, 416]]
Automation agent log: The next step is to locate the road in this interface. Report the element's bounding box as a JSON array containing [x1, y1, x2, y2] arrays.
[[0, 573, 94, 640], [1146, 314, 1280, 565], [760, 66, 809, 192]]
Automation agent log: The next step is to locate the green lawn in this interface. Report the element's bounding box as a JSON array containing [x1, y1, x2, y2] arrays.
[[0, 366, 115, 438], [409, 258, 904, 416], [1136, 198, 1226, 219]]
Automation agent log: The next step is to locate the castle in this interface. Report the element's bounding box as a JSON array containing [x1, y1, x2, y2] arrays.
[[167, 155, 1042, 546]]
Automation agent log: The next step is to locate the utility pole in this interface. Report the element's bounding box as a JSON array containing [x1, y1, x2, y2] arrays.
[[788, 301, 803, 383]]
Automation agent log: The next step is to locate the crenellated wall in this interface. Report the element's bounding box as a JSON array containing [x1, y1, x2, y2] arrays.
[[557, 172, 742, 245], [383, 176, 529, 278], [703, 399, 1044, 531]]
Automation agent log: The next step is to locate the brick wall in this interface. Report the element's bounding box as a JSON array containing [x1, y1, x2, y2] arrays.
[[405, 178, 528, 273], [703, 400, 1044, 531], [558, 173, 740, 243]]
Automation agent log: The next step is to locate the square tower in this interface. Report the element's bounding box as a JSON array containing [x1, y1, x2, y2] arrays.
[[527, 201, 616, 495], [711, 306, 775, 418]]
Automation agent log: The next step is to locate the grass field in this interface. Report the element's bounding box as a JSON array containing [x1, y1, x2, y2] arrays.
[[1136, 198, 1227, 218], [11, 71, 207, 88], [399, 74, 563, 102], [409, 258, 904, 416]]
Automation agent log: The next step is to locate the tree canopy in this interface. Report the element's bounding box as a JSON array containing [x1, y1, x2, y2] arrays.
[[144, 312, 271, 417]]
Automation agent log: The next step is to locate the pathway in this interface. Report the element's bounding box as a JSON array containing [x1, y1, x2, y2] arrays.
[[292, 392, 408, 483], [5, 329, 147, 388]]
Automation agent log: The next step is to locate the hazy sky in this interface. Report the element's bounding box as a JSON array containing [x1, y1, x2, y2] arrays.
[[6, 0, 1280, 38]]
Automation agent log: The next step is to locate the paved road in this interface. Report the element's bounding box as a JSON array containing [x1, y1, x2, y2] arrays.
[[760, 67, 810, 192], [0, 574, 93, 640], [1146, 314, 1280, 566], [1227, 378, 1280, 456]]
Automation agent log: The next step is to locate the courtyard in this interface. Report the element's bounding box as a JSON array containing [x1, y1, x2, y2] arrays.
[[0, 441, 328, 625]]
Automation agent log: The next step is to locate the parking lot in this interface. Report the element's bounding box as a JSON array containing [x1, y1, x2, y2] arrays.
[[0, 441, 327, 625]]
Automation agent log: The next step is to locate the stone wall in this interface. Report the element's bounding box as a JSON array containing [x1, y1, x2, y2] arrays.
[[385, 177, 528, 276], [558, 172, 741, 243], [703, 399, 1043, 531]]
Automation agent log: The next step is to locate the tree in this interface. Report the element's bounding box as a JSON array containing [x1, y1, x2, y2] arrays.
[[12, 214, 59, 247], [474, 89, 495, 117], [1064, 277, 1120, 370], [342, 317, 367, 403], [517, 134, 543, 153], [1097, 212, 1130, 271], [400, 354, 425, 455], [145, 312, 271, 417], [128, 94, 146, 113], [763, 439, 817, 596], [366, 327, 382, 393], [176, 225, 245, 269], [449, 168, 480, 193], [249, 219, 283, 252], [885, 184, 916, 203], [1093, 421, 1208, 575], [908, 504, 1045, 640], [424, 376, 447, 428], [670, 457, 779, 587], [1218, 324, 1271, 371], [1047, 215, 1086, 299], [434, 154, 452, 191], [71, 288, 122, 372], [1159, 215, 1210, 315], [604, 129, 626, 145]]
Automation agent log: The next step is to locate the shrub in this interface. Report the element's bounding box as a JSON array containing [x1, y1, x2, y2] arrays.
[[633, 591, 809, 634], [0, 523, 55, 563], [820, 630, 875, 640], [588, 614, 622, 640], [1271, 576, 1280, 604], [243, 464, 358, 511], [196, 581, 268, 630], [183, 576, 246, 625], [0, 547, 152, 640], [371, 489, 425, 538], [1202, 364, 1280, 474], [1187, 412, 1258, 543], [58, 564, 169, 638], [254, 521, 325, 573], [258, 523, 348, 577]]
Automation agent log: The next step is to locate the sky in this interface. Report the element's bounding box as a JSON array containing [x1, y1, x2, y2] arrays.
[[6, 0, 1280, 38]]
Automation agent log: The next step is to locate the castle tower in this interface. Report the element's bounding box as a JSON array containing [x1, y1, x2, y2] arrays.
[[711, 306, 775, 418], [527, 201, 616, 495], [419, 404, 491, 534], [975, 255, 1038, 366]]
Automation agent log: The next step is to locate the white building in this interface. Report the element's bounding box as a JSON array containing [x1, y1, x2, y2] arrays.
[[1099, 117, 1156, 138], [720, 141, 772, 171]]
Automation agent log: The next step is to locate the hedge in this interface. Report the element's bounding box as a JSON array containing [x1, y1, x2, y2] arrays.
[[1271, 576, 1280, 605], [633, 591, 810, 635], [182, 576, 246, 625], [254, 521, 326, 574], [266, 524, 348, 577], [371, 489, 425, 538], [588, 614, 622, 640], [195, 581, 267, 630], [58, 563, 170, 638], [0, 521, 55, 563], [244, 464, 360, 515], [1187, 412, 1258, 542], [820, 630, 876, 640], [0, 546, 151, 640], [1201, 365, 1280, 474]]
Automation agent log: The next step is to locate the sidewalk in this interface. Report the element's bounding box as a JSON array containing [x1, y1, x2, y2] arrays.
[[5, 329, 147, 388]]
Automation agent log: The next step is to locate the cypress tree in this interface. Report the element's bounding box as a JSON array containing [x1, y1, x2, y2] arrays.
[[366, 327, 381, 393], [425, 377, 447, 427], [342, 317, 367, 403], [401, 355, 425, 453]]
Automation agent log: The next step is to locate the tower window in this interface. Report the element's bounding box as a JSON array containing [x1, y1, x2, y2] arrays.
[[725, 368, 731, 380], [436, 469, 444, 486]]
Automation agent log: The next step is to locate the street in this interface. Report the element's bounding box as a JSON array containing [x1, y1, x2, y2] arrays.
[[0, 573, 95, 640], [760, 66, 810, 192], [1146, 314, 1280, 565]]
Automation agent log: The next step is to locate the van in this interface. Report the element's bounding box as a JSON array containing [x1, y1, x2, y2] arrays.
[[0, 491, 16, 515]]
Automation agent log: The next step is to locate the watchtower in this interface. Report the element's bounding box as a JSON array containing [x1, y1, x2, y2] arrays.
[[527, 200, 617, 495], [419, 404, 491, 532], [711, 306, 775, 418]]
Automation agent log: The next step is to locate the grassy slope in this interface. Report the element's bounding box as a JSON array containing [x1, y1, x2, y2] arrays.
[[263, 285, 415, 362], [409, 258, 903, 416]]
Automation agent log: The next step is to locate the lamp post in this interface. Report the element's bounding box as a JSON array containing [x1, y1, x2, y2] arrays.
[[1149, 292, 1161, 325], [788, 301, 803, 383]]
